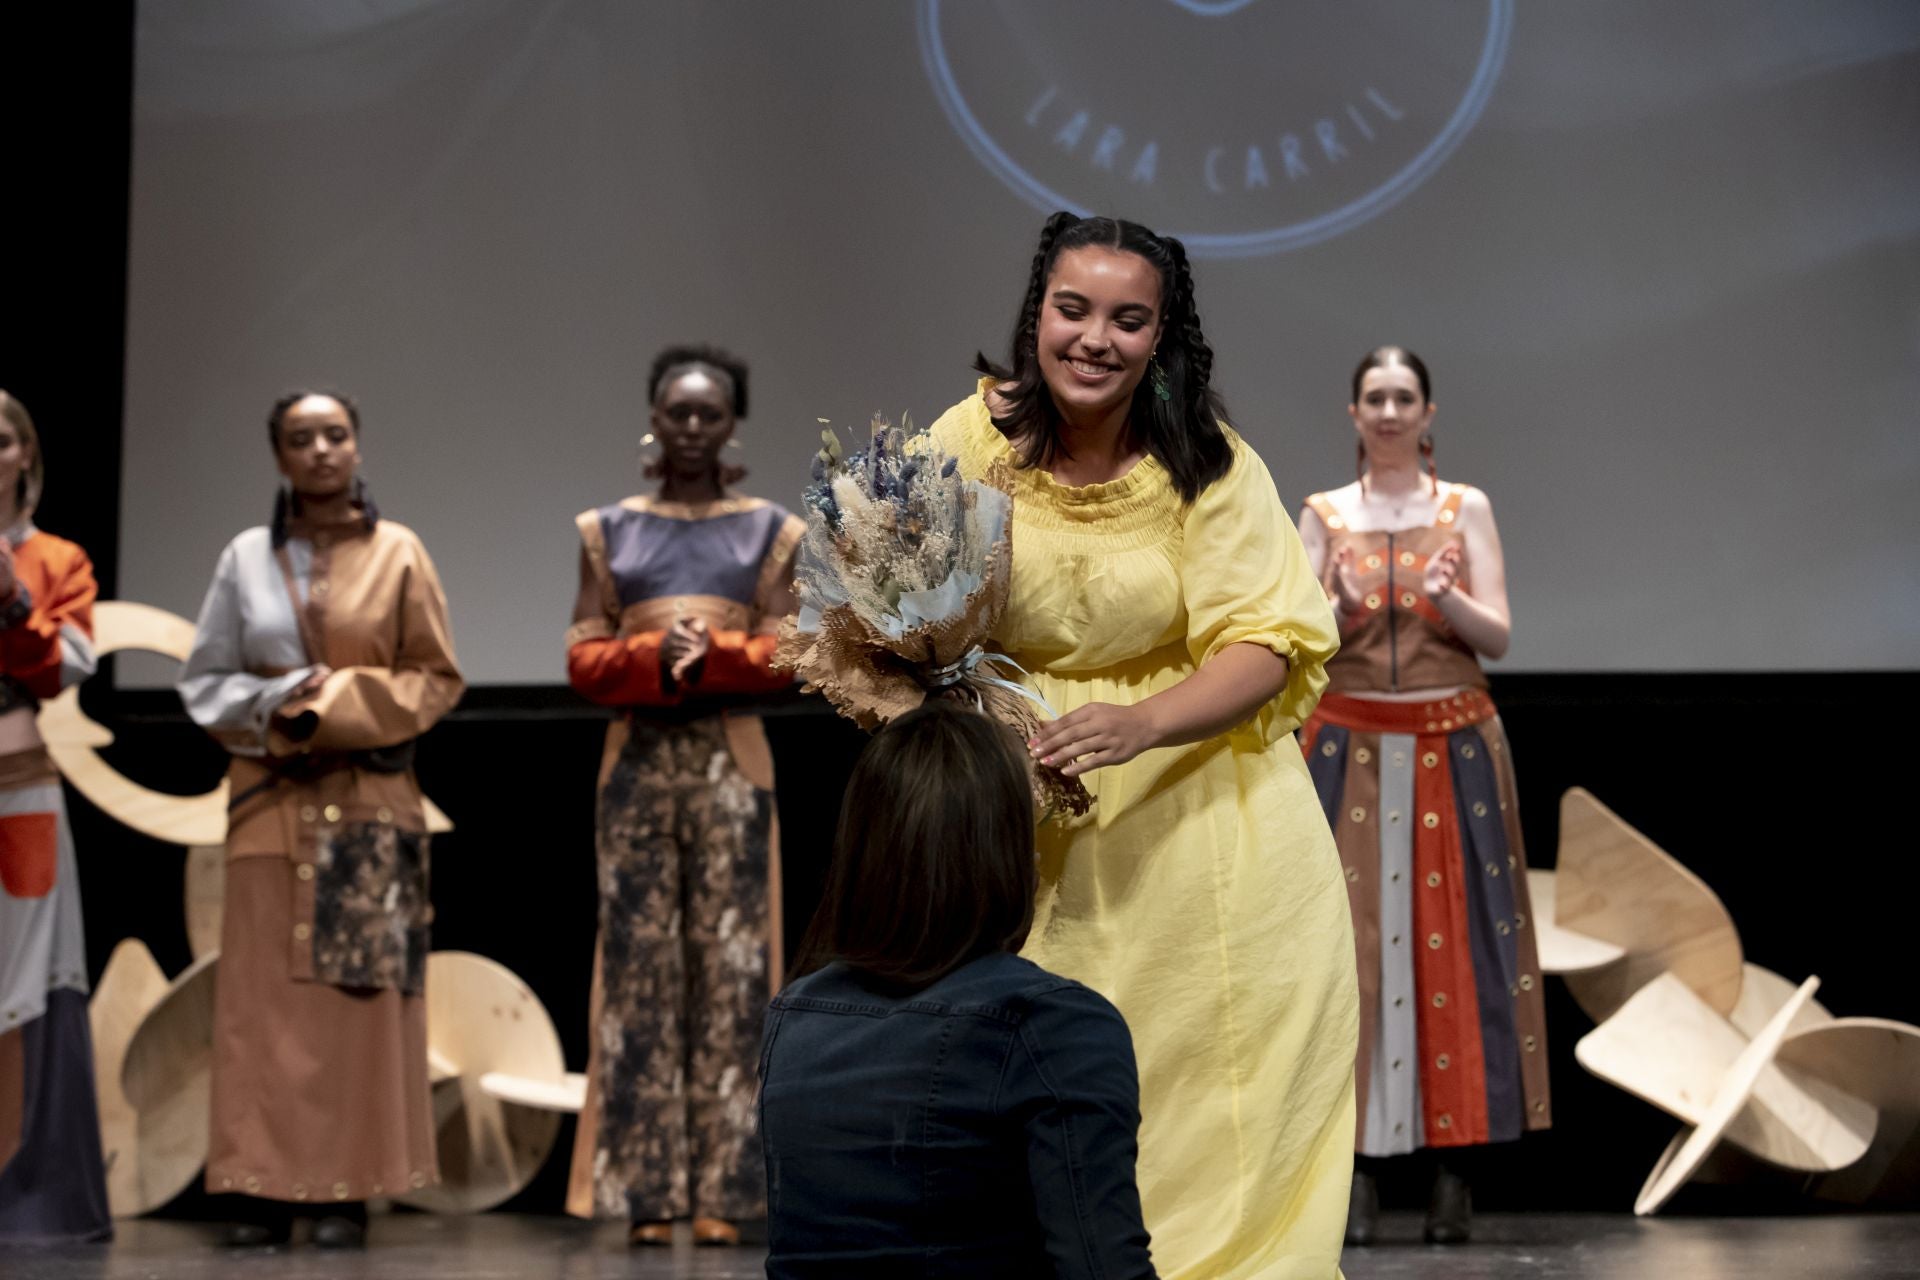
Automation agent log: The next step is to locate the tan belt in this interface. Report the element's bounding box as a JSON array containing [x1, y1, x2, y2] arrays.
[[619, 595, 752, 635]]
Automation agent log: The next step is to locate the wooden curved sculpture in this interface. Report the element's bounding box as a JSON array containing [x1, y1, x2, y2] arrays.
[[38, 602, 227, 845], [183, 845, 225, 961], [396, 951, 585, 1215], [115, 951, 220, 1217], [1535, 787, 1743, 1023], [1773, 1018, 1920, 1206], [87, 939, 172, 1217], [1537, 786, 1919, 1213]]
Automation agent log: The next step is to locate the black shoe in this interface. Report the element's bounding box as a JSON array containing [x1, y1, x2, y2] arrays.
[[1344, 1167, 1379, 1247], [312, 1202, 368, 1249], [221, 1208, 292, 1248], [1424, 1162, 1471, 1244]]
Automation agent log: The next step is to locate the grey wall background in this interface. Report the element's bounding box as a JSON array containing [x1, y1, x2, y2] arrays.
[[120, 1, 1920, 683]]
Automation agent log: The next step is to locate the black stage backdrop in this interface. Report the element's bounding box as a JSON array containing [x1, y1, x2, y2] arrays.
[[4, 4, 1913, 1218]]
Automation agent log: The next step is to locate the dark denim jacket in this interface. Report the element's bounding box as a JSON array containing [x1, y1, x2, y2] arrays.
[[759, 951, 1157, 1279]]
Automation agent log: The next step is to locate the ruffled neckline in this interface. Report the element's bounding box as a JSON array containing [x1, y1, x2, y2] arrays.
[[968, 378, 1169, 509]]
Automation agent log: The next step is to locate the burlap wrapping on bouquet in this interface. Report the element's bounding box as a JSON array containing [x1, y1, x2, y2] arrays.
[[775, 465, 1092, 818]]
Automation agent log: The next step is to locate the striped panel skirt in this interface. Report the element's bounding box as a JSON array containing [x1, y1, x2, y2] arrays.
[[1302, 689, 1551, 1156]]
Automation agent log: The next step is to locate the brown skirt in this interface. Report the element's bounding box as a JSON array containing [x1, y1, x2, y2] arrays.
[[206, 856, 437, 1203]]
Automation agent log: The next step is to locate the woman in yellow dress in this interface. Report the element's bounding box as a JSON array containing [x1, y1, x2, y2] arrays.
[[930, 213, 1356, 1279]]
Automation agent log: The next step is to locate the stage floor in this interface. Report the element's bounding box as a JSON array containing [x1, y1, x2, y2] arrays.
[[7, 1211, 1918, 1278]]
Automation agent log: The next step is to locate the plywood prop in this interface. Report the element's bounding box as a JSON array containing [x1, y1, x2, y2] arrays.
[[480, 1071, 588, 1113], [38, 602, 229, 846], [87, 939, 171, 1217], [37, 600, 453, 852], [182, 845, 225, 961], [1551, 787, 1743, 1024], [1526, 869, 1626, 974], [1633, 976, 1834, 1214], [117, 951, 219, 1216], [1773, 1018, 1920, 1206], [395, 951, 570, 1215], [1578, 967, 1874, 1187]]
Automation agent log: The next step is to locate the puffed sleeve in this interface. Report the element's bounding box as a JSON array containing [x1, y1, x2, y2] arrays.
[[178, 539, 318, 756], [274, 531, 464, 751], [926, 382, 1003, 481], [1181, 430, 1339, 740], [0, 539, 98, 699]]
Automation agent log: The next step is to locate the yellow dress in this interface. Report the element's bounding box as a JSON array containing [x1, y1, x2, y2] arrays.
[[932, 385, 1358, 1279]]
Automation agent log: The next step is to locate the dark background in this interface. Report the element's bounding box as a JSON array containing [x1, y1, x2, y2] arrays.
[[3, 4, 1911, 1218]]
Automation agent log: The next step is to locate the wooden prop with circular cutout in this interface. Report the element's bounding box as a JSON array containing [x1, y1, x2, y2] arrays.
[[1633, 976, 1834, 1214], [117, 951, 219, 1216], [87, 938, 172, 1217], [1578, 967, 1872, 1186], [182, 845, 225, 961], [396, 951, 576, 1215], [1545, 787, 1743, 1023], [38, 602, 228, 846], [1773, 1018, 1920, 1206], [1526, 868, 1626, 974]]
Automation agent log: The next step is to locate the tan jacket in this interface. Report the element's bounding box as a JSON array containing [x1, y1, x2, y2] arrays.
[[180, 513, 463, 986]]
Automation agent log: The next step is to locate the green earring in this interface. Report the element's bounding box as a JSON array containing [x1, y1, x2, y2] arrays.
[[1150, 356, 1171, 402]]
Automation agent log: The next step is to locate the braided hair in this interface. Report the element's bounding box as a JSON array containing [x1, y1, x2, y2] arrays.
[[973, 213, 1233, 502], [267, 391, 377, 547]]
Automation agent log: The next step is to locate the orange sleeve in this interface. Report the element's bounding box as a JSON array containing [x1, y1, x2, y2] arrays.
[[685, 630, 793, 696], [568, 631, 681, 707], [0, 542, 98, 699]]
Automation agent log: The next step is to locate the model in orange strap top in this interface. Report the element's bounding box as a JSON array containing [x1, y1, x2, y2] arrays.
[[1297, 347, 1549, 1247], [178, 391, 464, 1250], [0, 390, 109, 1243], [563, 346, 801, 1249]]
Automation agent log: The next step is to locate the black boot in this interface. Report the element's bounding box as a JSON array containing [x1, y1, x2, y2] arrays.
[[312, 1201, 368, 1249], [220, 1197, 292, 1248], [1424, 1158, 1471, 1245], [1344, 1166, 1379, 1247]]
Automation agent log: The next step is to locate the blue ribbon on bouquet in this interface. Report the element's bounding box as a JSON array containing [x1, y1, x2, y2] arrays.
[[923, 647, 1060, 721]]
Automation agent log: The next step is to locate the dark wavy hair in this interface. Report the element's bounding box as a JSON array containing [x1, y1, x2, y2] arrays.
[[974, 212, 1233, 502], [794, 701, 1036, 990], [265, 390, 375, 547], [647, 343, 748, 417]]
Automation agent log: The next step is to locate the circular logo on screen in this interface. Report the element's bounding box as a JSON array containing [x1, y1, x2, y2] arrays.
[[917, 0, 1513, 257]]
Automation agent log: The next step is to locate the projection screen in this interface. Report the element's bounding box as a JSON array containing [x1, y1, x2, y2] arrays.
[[120, 1, 1920, 681]]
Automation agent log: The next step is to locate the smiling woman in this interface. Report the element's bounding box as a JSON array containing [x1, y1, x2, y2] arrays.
[[935, 213, 1355, 1280]]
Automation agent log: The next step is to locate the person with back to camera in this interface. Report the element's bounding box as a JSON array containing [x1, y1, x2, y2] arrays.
[[1296, 347, 1549, 1245], [926, 212, 1355, 1278], [563, 345, 802, 1247], [760, 700, 1157, 1279], [178, 391, 464, 1249]]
